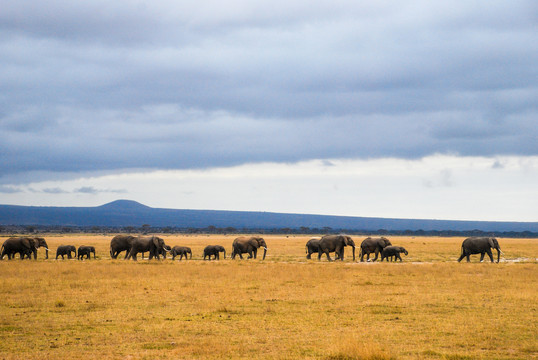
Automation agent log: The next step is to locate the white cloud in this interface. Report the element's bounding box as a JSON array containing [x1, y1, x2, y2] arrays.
[[1, 155, 536, 222]]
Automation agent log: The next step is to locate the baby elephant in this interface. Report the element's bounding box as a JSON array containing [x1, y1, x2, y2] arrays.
[[77, 245, 96, 260], [381, 246, 408, 262], [170, 246, 192, 260], [203, 245, 226, 260], [56, 245, 76, 259]]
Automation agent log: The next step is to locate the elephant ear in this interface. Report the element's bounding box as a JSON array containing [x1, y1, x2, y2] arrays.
[[21, 238, 33, 249], [152, 237, 160, 247], [488, 238, 494, 247]]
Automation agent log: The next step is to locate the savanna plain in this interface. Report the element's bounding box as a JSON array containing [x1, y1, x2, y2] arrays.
[[0, 234, 536, 360]]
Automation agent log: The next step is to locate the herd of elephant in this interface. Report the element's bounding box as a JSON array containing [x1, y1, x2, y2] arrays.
[[0, 234, 503, 263]]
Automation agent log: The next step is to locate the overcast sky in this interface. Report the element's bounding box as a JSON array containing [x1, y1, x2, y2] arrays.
[[1, 1, 537, 222]]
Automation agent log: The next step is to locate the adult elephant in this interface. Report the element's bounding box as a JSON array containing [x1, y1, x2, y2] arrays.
[[77, 245, 96, 260], [171, 246, 192, 260], [126, 236, 168, 261], [305, 238, 321, 259], [1, 237, 49, 260], [381, 246, 408, 262], [231, 237, 267, 260], [317, 235, 355, 262], [458, 237, 502, 263], [203, 245, 226, 260], [56, 245, 76, 259], [359, 237, 392, 262], [110, 235, 136, 259]]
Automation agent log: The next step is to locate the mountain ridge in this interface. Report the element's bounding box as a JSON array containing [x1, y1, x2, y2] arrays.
[[0, 200, 537, 232]]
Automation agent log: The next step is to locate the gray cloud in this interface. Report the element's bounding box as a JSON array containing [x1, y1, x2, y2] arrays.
[[0, 185, 23, 193], [1, 1, 537, 184], [42, 187, 69, 194], [74, 187, 126, 195]]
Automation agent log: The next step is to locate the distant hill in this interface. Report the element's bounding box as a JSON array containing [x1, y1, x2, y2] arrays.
[[0, 200, 537, 232]]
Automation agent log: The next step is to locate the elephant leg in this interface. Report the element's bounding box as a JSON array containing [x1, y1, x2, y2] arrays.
[[466, 254, 470, 262], [479, 252, 485, 262], [216, 253, 220, 260], [324, 251, 333, 262], [397, 254, 402, 262], [485, 249, 494, 262], [253, 249, 257, 259], [372, 250, 379, 262]]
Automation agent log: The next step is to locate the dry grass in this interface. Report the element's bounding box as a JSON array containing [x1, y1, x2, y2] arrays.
[[0, 235, 536, 359]]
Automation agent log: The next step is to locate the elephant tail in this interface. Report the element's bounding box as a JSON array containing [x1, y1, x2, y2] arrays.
[[0, 244, 4, 260]]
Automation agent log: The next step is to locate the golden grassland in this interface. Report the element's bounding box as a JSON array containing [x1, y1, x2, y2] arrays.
[[0, 234, 536, 359]]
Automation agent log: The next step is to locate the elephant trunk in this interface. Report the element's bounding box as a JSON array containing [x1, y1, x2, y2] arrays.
[[262, 247, 267, 260], [223, 249, 226, 259], [352, 245, 356, 262], [496, 247, 501, 263]]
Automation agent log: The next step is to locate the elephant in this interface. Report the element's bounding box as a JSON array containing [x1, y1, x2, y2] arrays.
[[171, 246, 192, 260], [305, 238, 321, 259], [317, 234, 356, 262], [126, 236, 168, 261], [458, 237, 502, 263], [110, 235, 137, 259], [77, 245, 96, 260], [142, 245, 171, 260], [231, 237, 267, 260], [203, 245, 226, 260], [359, 237, 392, 262], [56, 245, 76, 259], [0, 237, 49, 260], [380, 246, 408, 262]]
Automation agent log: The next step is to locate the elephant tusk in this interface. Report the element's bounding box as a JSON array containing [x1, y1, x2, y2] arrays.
[[263, 247, 268, 250]]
